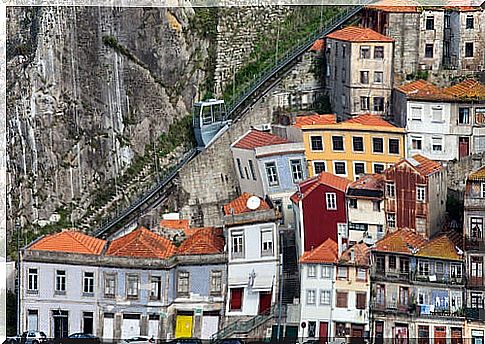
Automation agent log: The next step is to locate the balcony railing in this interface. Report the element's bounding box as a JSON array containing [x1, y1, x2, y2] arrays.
[[468, 276, 485, 287], [372, 270, 411, 282], [464, 197, 485, 209], [371, 301, 414, 314], [372, 271, 463, 285], [465, 236, 485, 251], [464, 307, 485, 321], [417, 306, 465, 319]]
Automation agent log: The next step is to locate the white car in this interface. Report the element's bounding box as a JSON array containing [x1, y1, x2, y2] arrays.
[[119, 337, 155, 344]]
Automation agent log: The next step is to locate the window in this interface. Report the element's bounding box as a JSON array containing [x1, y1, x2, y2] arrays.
[[470, 292, 483, 308], [373, 201, 381, 212], [231, 231, 244, 258], [376, 284, 386, 305], [373, 164, 385, 174], [337, 266, 348, 280], [210, 271, 222, 295], [470, 217, 483, 239], [459, 108, 470, 124], [230, 288, 243, 311], [313, 161, 326, 174], [432, 137, 443, 152], [386, 182, 395, 198], [373, 97, 384, 112], [412, 137, 422, 150], [83, 272, 94, 294], [356, 292, 367, 309], [426, 16, 434, 30], [418, 261, 430, 276], [55, 270, 66, 293], [342, 45, 346, 58], [177, 271, 189, 296], [360, 97, 370, 111], [353, 137, 364, 152], [435, 262, 444, 274], [482, 183, 485, 198], [248, 160, 257, 181], [265, 162, 279, 186], [261, 229, 274, 256], [450, 264, 462, 279], [374, 46, 384, 59], [310, 136, 323, 151], [471, 257, 483, 278], [28, 268, 38, 292], [321, 265, 332, 279], [354, 162, 365, 176], [27, 309, 38, 331], [308, 321, 317, 338], [376, 256, 385, 272], [400, 258, 410, 273], [236, 158, 244, 179], [399, 286, 409, 306], [290, 159, 303, 183], [425, 44, 434, 58], [150, 276, 162, 300], [320, 290, 331, 305], [387, 213, 396, 228], [411, 106, 422, 121], [326, 193, 337, 210], [349, 198, 357, 209], [389, 139, 400, 154], [357, 268, 367, 281], [418, 291, 429, 305], [466, 15, 474, 29], [334, 162, 346, 176], [465, 42, 474, 57], [360, 71, 369, 84], [360, 46, 370, 59], [104, 274, 116, 298], [374, 71, 383, 83], [336, 292, 348, 308], [417, 186, 426, 202], [332, 136, 344, 151], [307, 264, 317, 278], [416, 217, 426, 235], [127, 274, 139, 298], [432, 107, 443, 122], [336, 323, 347, 337], [373, 138, 384, 153], [244, 167, 249, 179], [307, 290, 316, 304], [349, 223, 367, 232], [389, 256, 396, 270]]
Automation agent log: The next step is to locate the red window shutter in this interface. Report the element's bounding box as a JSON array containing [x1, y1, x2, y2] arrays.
[[356, 293, 366, 309], [230, 288, 243, 310]]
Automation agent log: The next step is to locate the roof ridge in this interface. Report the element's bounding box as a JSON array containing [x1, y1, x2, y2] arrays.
[[65, 231, 100, 254], [138, 232, 169, 258]]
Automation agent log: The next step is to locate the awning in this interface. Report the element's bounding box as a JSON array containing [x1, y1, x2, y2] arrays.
[[251, 275, 275, 291]]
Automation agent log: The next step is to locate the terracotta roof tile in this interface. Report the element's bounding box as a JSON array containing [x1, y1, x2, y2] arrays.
[[310, 39, 325, 52], [469, 165, 485, 181], [366, 0, 421, 12], [106, 226, 176, 259], [416, 234, 462, 261], [348, 174, 385, 192], [396, 79, 456, 101], [326, 26, 394, 42], [412, 154, 444, 175], [294, 114, 336, 128], [340, 242, 371, 266], [300, 238, 338, 263], [444, 79, 485, 100], [223, 192, 270, 215], [291, 172, 351, 203], [232, 129, 289, 150], [178, 227, 225, 255], [29, 230, 106, 255], [160, 219, 190, 232], [343, 114, 397, 128], [373, 228, 427, 254]]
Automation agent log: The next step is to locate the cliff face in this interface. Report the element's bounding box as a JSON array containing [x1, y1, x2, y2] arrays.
[[6, 7, 211, 231]]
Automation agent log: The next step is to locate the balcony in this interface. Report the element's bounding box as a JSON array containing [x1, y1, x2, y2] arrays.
[[468, 276, 485, 287], [372, 270, 411, 282], [417, 306, 465, 320], [464, 197, 485, 210], [371, 301, 415, 314], [413, 273, 463, 285], [465, 236, 485, 252], [465, 308, 485, 321]]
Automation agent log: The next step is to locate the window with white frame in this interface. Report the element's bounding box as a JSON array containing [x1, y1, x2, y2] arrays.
[[150, 276, 162, 300], [177, 271, 190, 296], [432, 137, 443, 152], [55, 270, 66, 293], [411, 107, 422, 121], [326, 193, 337, 210], [310, 136, 324, 151], [417, 186, 426, 202], [337, 266, 348, 280], [210, 271, 223, 295], [321, 265, 332, 279], [374, 46, 384, 59], [450, 264, 462, 279], [481, 183, 485, 198], [459, 108, 470, 124], [231, 231, 244, 258], [418, 261, 430, 276], [83, 272, 94, 294], [261, 229, 274, 256], [411, 137, 422, 150], [307, 264, 317, 278], [338, 223, 348, 238], [126, 274, 139, 298], [471, 257, 483, 278], [374, 71, 383, 83], [360, 46, 370, 59], [290, 159, 303, 183], [307, 290, 316, 304], [313, 161, 326, 174], [387, 213, 396, 228], [354, 162, 365, 176], [334, 161, 346, 175], [357, 268, 367, 281], [470, 217, 483, 239], [360, 71, 369, 84], [373, 163, 385, 174], [104, 274, 116, 298], [386, 182, 395, 198], [432, 107, 443, 122], [320, 290, 331, 305], [28, 268, 38, 292], [265, 162, 279, 187], [360, 97, 370, 111]]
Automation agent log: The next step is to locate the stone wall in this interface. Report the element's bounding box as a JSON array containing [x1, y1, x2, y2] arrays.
[[446, 153, 485, 200]]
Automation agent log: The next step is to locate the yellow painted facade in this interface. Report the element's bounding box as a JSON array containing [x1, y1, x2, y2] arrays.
[[300, 122, 405, 181], [175, 315, 193, 338]]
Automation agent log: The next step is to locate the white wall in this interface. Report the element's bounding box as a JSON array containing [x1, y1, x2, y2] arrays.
[[348, 198, 385, 243]]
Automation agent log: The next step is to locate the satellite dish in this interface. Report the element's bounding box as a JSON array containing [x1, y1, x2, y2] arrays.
[[246, 196, 261, 210]]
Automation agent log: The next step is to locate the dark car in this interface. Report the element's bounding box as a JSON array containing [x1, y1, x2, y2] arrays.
[[220, 340, 245, 344], [169, 338, 202, 344], [62, 333, 101, 344]]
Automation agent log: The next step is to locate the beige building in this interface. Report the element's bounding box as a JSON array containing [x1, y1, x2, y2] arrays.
[[325, 26, 394, 118]]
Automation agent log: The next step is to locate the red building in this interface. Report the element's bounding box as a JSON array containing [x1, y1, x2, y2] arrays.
[[291, 172, 351, 255]]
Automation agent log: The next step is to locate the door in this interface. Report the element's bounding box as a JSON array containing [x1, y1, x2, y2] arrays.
[[103, 314, 114, 341], [175, 315, 193, 338], [451, 328, 462, 344], [459, 137, 469, 159], [121, 314, 140, 339], [148, 316, 159, 339], [27, 310, 38, 331], [375, 321, 384, 344], [258, 291, 272, 314], [434, 327, 446, 344], [53, 311, 69, 338], [319, 322, 328, 344], [83, 312, 94, 334], [200, 316, 219, 339], [351, 325, 365, 344]]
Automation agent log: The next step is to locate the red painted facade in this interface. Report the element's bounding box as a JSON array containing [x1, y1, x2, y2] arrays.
[[300, 184, 347, 252]]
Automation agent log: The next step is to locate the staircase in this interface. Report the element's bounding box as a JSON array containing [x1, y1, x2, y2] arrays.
[[281, 229, 300, 304]]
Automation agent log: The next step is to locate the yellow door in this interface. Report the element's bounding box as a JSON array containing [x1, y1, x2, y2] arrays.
[[175, 315, 193, 338]]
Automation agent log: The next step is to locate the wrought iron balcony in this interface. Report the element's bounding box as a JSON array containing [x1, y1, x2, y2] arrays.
[[464, 307, 485, 321]]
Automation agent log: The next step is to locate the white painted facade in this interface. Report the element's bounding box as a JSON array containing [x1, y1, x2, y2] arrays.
[[347, 198, 385, 245]]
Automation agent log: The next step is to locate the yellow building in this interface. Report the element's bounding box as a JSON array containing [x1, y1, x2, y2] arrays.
[[295, 113, 405, 180]]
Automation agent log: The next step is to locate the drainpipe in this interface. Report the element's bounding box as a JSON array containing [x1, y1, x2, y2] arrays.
[[277, 227, 284, 341], [329, 269, 335, 342]]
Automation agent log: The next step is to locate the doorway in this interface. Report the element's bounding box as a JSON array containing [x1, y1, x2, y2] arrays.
[[434, 326, 446, 344], [375, 321, 384, 344], [83, 312, 94, 335], [52, 310, 69, 338], [319, 322, 328, 344], [459, 137, 469, 159], [258, 291, 272, 314], [351, 325, 364, 344]]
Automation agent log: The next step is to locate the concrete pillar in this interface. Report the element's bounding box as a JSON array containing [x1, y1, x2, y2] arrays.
[[140, 314, 148, 336], [193, 312, 203, 338], [114, 313, 122, 340]]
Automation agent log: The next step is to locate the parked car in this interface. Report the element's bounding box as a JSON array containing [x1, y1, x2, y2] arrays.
[[3, 334, 22, 344], [119, 337, 155, 344], [169, 338, 202, 344], [62, 333, 101, 344], [220, 340, 245, 344], [18, 331, 48, 344]]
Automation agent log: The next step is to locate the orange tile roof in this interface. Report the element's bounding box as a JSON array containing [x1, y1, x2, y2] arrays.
[[223, 192, 271, 215], [373, 228, 427, 255], [416, 234, 462, 261], [300, 238, 338, 263], [294, 114, 336, 128], [348, 173, 385, 192], [444, 79, 485, 100], [106, 226, 176, 259], [340, 242, 371, 266], [29, 230, 106, 255], [232, 129, 289, 150], [343, 114, 397, 128], [291, 172, 351, 203], [396, 79, 456, 101], [412, 154, 444, 176], [469, 165, 485, 181], [366, 0, 421, 12], [309, 39, 325, 52], [326, 26, 394, 42], [178, 227, 225, 255], [160, 219, 190, 232]]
